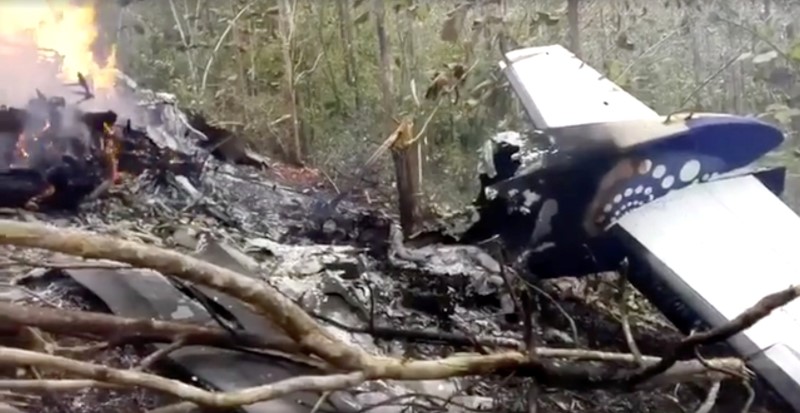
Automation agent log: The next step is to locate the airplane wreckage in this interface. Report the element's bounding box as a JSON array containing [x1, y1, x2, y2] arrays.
[[0, 44, 798, 413], [460, 45, 800, 411]]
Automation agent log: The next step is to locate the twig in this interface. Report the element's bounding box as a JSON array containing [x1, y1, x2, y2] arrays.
[[612, 28, 681, 83], [200, 2, 255, 94], [147, 372, 366, 413], [0, 301, 300, 357], [0, 379, 118, 391], [355, 391, 490, 413], [0, 345, 366, 410], [137, 338, 187, 370], [524, 281, 579, 345], [693, 381, 720, 413], [27, 365, 69, 413], [487, 238, 526, 349], [626, 284, 800, 387], [167, 0, 197, 84], [616, 259, 642, 365], [666, 49, 746, 120], [714, 14, 799, 70], [0, 257, 130, 270], [309, 390, 331, 413], [311, 311, 520, 349], [294, 51, 325, 86], [740, 379, 755, 413]]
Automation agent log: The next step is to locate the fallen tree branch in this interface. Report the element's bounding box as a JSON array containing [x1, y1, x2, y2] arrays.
[[3, 300, 722, 373], [0, 257, 130, 270], [616, 260, 642, 365], [0, 344, 744, 410], [625, 284, 800, 387], [0, 301, 300, 356], [0, 345, 366, 409], [137, 338, 186, 370], [0, 297, 745, 370], [312, 311, 522, 349], [147, 372, 365, 413]]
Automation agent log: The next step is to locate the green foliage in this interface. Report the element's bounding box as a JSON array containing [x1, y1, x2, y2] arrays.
[[114, 0, 800, 208], [790, 40, 800, 63]]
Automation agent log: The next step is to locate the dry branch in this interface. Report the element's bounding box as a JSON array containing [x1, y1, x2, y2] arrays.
[[0, 344, 744, 411], [0, 346, 366, 409], [0, 301, 300, 356], [0, 296, 742, 376], [625, 284, 800, 387]]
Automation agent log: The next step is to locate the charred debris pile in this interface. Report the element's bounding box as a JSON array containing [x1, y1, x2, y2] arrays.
[[0, 93, 200, 211]]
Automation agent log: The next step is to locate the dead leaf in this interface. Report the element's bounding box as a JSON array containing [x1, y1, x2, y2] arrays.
[[354, 10, 370, 26], [424, 63, 468, 102]]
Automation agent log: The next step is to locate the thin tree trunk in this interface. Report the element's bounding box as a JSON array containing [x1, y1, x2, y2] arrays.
[[337, 0, 361, 109], [278, 0, 303, 165], [373, 0, 420, 236]]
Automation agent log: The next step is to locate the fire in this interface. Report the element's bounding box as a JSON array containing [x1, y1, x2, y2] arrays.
[[0, 1, 117, 92]]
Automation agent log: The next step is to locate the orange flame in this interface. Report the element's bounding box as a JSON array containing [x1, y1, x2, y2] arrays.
[[0, 1, 117, 92]]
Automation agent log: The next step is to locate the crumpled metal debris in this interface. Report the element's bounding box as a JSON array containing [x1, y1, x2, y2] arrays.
[[0, 72, 521, 413]]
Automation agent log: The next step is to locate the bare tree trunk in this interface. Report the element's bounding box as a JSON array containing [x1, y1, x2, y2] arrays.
[[337, 0, 361, 109], [373, 0, 420, 237], [278, 0, 303, 165], [567, 0, 581, 57]]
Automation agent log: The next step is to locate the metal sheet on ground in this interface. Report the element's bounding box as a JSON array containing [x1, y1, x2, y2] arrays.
[[61, 268, 345, 413], [190, 240, 295, 349]]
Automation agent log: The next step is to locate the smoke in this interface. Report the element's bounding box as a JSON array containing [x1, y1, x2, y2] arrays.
[[0, 38, 73, 107], [0, 1, 138, 120]]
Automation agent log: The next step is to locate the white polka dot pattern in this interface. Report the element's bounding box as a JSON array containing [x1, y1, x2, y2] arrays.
[[591, 154, 725, 229]]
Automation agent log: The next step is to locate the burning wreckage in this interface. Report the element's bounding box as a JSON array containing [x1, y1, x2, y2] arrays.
[[0, 83, 208, 211], [0, 44, 798, 413]]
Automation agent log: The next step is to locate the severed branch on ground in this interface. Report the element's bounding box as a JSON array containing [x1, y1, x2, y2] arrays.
[[0, 219, 794, 410], [624, 283, 800, 388], [616, 259, 643, 366], [0, 301, 299, 356], [0, 344, 746, 409]]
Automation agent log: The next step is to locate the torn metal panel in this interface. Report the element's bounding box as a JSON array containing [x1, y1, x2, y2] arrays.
[[58, 267, 358, 413]]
